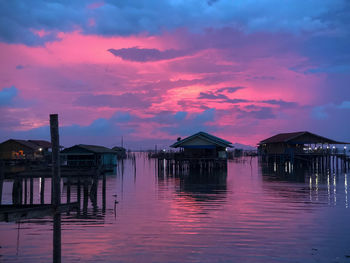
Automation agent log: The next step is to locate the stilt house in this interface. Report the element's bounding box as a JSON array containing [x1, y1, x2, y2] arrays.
[[61, 144, 117, 167], [258, 131, 347, 155], [170, 132, 233, 159], [0, 139, 52, 160]]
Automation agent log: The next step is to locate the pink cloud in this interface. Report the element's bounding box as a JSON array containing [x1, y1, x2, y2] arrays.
[[0, 29, 330, 147]]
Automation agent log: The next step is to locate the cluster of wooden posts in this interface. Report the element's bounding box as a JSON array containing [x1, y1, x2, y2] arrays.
[[0, 114, 109, 263], [261, 153, 350, 174], [157, 158, 227, 177], [1, 174, 106, 212]]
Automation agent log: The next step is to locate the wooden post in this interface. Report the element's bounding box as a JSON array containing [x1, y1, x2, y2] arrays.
[[102, 174, 106, 213], [40, 176, 45, 204], [77, 177, 81, 210], [0, 160, 4, 205], [83, 179, 89, 216], [30, 177, 33, 205], [24, 178, 28, 204], [66, 175, 71, 204], [50, 114, 61, 263], [53, 212, 61, 263], [50, 114, 61, 207], [90, 175, 98, 213]]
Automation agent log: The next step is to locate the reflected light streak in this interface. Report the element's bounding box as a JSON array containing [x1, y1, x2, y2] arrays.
[[327, 172, 330, 205], [315, 173, 319, 201], [39, 177, 42, 197], [333, 174, 337, 206], [309, 176, 312, 201], [345, 174, 348, 208]]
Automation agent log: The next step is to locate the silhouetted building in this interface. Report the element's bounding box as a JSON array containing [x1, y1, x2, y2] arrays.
[[258, 131, 347, 155], [0, 139, 51, 160], [61, 144, 117, 167], [112, 146, 126, 159], [170, 131, 233, 159]]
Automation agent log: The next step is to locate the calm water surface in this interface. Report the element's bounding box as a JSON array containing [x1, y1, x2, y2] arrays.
[[1, 154, 350, 262]]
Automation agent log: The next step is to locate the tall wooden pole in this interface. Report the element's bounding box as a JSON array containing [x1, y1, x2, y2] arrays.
[[50, 114, 61, 207], [50, 114, 61, 263]]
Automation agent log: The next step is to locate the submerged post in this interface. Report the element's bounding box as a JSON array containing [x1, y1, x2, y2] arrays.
[[50, 114, 61, 263]]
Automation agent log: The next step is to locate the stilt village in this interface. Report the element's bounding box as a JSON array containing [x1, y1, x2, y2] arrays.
[[0, 114, 349, 262], [1, 115, 350, 209]]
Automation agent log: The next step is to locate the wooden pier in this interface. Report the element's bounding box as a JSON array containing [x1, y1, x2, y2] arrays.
[[260, 152, 350, 174], [156, 156, 227, 176]]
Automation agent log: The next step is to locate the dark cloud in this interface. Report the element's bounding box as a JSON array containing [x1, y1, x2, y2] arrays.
[[16, 65, 25, 70], [262, 99, 298, 108], [0, 86, 18, 106], [74, 92, 152, 108], [198, 90, 248, 104], [2, 0, 346, 45], [148, 111, 188, 125], [237, 107, 276, 120], [217, 86, 245, 93], [198, 92, 228, 100], [108, 47, 190, 62]]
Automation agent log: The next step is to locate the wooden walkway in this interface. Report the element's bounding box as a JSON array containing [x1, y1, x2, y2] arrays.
[[0, 203, 78, 222]]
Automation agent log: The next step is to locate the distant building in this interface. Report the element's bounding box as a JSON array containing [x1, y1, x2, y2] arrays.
[[170, 132, 233, 159], [258, 131, 347, 155], [61, 144, 117, 167], [112, 146, 126, 159], [0, 139, 51, 160]]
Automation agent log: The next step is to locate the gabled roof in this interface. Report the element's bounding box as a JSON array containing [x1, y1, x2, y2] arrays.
[[112, 146, 126, 152], [61, 144, 117, 154], [259, 131, 348, 145], [1, 139, 40, 150], [28, 140, 52, 148], [170, 131, 233, 148]]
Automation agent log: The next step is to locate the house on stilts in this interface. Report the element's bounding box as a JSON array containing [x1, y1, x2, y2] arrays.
[[258, 131, 350, 172]]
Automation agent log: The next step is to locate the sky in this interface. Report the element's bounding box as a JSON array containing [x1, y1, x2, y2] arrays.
[[0, 0, 350, 149]]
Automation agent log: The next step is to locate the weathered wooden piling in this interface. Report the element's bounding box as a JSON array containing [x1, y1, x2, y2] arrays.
[[0, 160, 4, 205], [83, 179, 89, 215], [50, 113, 61, 263], [66, 176, 71, 204], [102, 174, 106, 213], [50, 114, 61, 207], [24, 178, 28, 204], [40, 176, 45, 204], [30, 177, 33, 205]]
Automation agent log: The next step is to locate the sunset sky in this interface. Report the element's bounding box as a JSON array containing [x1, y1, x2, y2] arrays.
[[0, 0, 350, 149]]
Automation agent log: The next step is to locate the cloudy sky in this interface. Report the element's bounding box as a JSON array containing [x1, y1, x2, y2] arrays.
[[0, 0, 350, 149]]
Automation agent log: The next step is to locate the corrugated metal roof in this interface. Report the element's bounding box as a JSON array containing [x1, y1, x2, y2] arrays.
[[170, 131, 233, 148], [62, 144, 117, 154], [28, 140, 52, 148], [4, 139, 40, 150], [259, 131, 348, 144]]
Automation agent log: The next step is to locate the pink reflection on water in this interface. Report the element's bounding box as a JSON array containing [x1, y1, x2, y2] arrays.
[[1, 155, 350, 262]]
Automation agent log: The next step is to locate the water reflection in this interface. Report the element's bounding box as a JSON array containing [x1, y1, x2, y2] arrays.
[[1, 173, 110, 262], [1, 155, 350, 263], [157, 161, 228, 214], [260, 160, 349, 208]]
